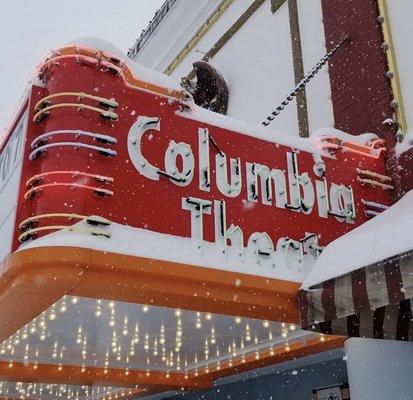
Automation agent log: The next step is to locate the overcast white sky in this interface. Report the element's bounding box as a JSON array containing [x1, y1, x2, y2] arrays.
[[0, 0, 165, 135]]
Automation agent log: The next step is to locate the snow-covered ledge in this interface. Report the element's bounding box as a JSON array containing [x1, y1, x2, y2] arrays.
[[298, 190, 413, 341]]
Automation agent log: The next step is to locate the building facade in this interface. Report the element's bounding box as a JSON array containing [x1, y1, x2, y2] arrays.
[[128, 1, 413, 399], [0, 1, 411, 400], [130, 0, 413, 198]]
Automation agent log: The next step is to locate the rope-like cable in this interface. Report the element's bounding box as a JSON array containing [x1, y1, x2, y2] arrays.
[[31, 130, 117, 148], [262, 36, 348, 126], [320, 140, 386, 159], [35, 92, 118, 111], [357, 177, 394, 190], [33, 103, 118, 123], [19, 225, 111, 243], [29, 142, 117, 161], [26, 171, 113, 188], [19, 213, 111, 230], [356, 168, 392, 182], [24, 183, 113, 200]]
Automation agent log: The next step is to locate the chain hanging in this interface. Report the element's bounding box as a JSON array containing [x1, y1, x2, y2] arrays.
[[262, 36, 349, 127]]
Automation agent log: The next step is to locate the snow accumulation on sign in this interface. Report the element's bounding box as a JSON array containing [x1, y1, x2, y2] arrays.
[[5, 43, 391, 282]]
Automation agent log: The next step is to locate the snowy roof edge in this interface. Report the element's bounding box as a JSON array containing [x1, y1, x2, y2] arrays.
[[127, 0, 180, 59], [300, 189, 413, 290]]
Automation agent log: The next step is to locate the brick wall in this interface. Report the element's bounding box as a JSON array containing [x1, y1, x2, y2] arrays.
[[320, 0, 409, 200]]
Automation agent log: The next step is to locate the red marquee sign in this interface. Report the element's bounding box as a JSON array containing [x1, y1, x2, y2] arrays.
[[0, 45, 391, 282], [0, 44, 394, 396]]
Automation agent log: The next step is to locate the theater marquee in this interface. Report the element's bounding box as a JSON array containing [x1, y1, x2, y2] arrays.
[[0, 44, 392, 396]]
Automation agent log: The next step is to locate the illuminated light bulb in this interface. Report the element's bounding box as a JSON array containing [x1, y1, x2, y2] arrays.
[[49, 309, 57, 321], [8, 361, 13, 368], [59, 301, 67, 313], [22, 330, 28, 340], [39, 332, 46, 341], [285, 344, 290, 351], [122, 326, 128, 336], [39, 317, 46, 328], [255, 351, 260, 360], [184, 374, 188, 380], [76, 327, 82, 344], [145, 371, 150, 377], [108, 302, 115, 309], [270, 348, 275, 356], [95, 306, 102, 318], [195, 312, 202, 329], [29, 324, 36, 335], [71, 297, 79, 304], [282, 330, 288, 338], [144, 334, 149, 351], [159, 336, 165, 345], [269, 331, 273, 340], [320, 335, 325, 342], [289, 324, 296, 331], [263, 320, 270, 328], [142, 305, 149, 313], [58, 364, 63, 371], [33, 363, 38, 370], [109, 316, 116, 328], [166, 373, 170, 378], [205, 313, 212, 320], [210, 327, 216, 344], [174, 309, 181, 317], [153, 339, 158, 357], [13, 336, 20, 346]]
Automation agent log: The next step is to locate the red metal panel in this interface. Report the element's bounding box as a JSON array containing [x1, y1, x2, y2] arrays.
[[13, 54, 391, 259]]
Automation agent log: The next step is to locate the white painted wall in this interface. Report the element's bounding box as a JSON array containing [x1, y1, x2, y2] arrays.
[[297, 0, 334, 133], [0, 111, 27, 263], [345, 338, 413, 400], [206, 1, 298, 133], [133, 0, 334, 137], [387, 1, 413, 135], [168, 0, 255, 77], [135, 0, 222, 71]]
